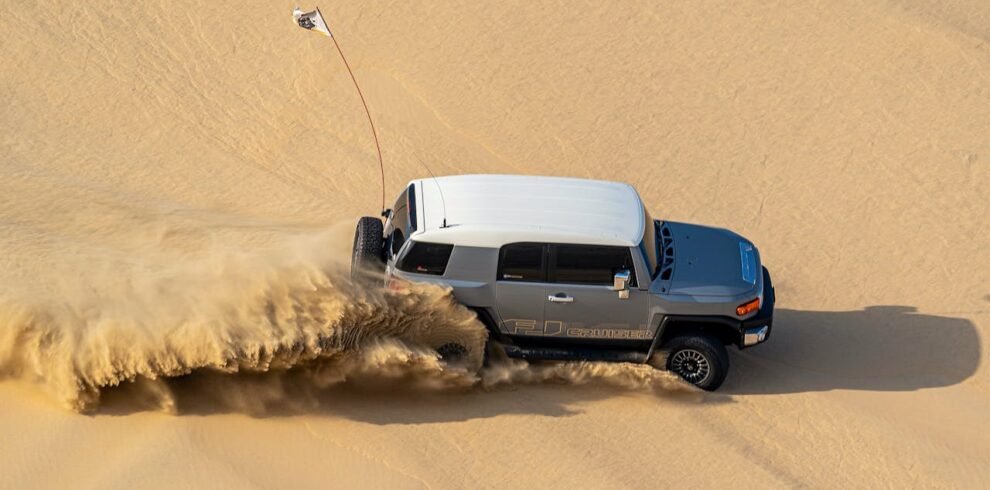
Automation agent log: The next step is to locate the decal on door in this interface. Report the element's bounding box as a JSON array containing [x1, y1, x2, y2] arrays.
[[503, 319, 564, 336], [566, 327, 651, 340], [503, 319, 650, 339]]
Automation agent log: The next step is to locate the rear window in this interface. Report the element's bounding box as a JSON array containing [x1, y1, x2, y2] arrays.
[[498, 243, 546, 282], [397, 241, 453, 276], [552, 245, 637, 287]]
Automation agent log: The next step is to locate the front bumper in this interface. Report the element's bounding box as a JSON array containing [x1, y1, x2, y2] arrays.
[[740, 267, 775, 348]]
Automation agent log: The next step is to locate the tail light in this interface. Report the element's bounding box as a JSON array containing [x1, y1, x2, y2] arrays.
[[386, 275, 410, 292]]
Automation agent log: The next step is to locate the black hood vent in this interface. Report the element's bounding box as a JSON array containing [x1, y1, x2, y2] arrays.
[[658, 223, 675, 280]]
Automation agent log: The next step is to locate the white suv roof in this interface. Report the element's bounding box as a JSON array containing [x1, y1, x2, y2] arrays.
[[409, 174, 646, 248]]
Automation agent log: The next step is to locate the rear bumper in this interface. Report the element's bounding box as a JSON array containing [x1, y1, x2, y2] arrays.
[[740, 267, 775, 348]]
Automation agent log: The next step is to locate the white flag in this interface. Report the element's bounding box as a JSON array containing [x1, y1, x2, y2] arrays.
[[292, 7, 331, 37]]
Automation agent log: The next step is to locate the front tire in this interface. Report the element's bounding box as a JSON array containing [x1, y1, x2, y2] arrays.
[[664, 335, 729, 391], [351, 217, 384, 282]]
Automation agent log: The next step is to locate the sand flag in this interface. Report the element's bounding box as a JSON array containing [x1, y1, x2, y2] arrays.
[[293, 7, 332, 37], [291, 6, 387, 212]]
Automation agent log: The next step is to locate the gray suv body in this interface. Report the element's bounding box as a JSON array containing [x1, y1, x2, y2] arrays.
[[352, 174, 774, 390]]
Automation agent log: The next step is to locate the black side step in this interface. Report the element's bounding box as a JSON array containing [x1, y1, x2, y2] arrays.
[[502, 345, 648, 363]]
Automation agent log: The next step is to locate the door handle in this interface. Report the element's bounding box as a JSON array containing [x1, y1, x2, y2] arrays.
[[548, 295, 574, 303]]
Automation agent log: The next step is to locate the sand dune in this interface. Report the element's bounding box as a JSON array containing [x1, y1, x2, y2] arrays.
[[1, 0, 988, 487]]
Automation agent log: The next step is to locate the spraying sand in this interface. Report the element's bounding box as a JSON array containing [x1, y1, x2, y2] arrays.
[[0, 222, 680, 413], [0, 226, 486, 411]]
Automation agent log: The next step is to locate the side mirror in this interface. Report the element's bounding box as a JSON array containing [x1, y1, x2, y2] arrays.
[[612, 270, 631, 299]]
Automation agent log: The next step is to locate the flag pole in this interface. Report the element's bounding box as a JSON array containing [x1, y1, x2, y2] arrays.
[[298, 7, 386, 214]]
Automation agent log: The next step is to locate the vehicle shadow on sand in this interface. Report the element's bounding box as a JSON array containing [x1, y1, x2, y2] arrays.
[[723, 306, 982, 395]]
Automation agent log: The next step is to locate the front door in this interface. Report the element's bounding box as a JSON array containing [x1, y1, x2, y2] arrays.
[[544, 244, 651, 342]]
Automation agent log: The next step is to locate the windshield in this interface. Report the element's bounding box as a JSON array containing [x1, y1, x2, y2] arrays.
[[638, 206, 660, 279]]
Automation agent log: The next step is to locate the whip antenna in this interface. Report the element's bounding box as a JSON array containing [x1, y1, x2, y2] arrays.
[[293, 7, 385, 214], [416, 157, 449, 228]]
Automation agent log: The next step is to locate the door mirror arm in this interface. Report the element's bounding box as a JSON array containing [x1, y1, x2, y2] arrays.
[[611, 270, 631, 299]]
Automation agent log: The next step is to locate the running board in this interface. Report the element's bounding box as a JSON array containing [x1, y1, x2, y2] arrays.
[[502, 345, 648, 363]]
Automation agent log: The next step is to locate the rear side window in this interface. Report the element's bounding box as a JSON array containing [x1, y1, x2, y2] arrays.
[[397, 241, 453, 276], [386, 229, 405, 260], [390, 184, 417, 239], [406, 184, 417, 233], [498, 243, 546, 282], [552, 245, 637, 287]]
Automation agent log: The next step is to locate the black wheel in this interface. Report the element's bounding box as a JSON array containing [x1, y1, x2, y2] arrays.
[[664, 335, 730, 391], [436, 343, 469, 366], [351, 217, 384, 281]]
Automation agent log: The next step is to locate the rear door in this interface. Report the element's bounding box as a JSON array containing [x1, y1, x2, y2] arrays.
[[494, 243, 549, 336], [544, 244, 651, 342]]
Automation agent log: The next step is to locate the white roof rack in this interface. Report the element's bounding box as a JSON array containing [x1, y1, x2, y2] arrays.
[[409, 174, 646, 248]]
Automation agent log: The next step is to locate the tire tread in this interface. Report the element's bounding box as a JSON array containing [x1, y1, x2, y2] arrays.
[[664, 334, 730, 391], [351, 217, 384, 280]]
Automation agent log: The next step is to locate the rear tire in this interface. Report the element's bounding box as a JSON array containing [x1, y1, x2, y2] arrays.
[[664, 335, 730, 391], [436, 343, 469, 366], [351, 217, 384, 282]]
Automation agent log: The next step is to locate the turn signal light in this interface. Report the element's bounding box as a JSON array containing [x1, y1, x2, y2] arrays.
[[736, 298, 760, 317]]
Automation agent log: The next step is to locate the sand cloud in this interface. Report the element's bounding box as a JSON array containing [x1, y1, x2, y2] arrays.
[[0, 227, 689, 413]]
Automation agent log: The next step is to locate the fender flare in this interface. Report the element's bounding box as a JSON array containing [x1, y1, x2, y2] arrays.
[[646, 315, 743, 360]]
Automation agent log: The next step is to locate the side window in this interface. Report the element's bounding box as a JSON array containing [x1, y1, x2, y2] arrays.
[[397, 241, 453, 275], [551, 245, 637, 287], [390, 185, 413, 239], [406, 184, 417, 233], [498, 243, 546, 282]]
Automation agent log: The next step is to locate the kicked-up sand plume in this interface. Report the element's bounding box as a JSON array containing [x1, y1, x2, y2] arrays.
[[0, 223, 683, 414], [0, 228, 489, 411]]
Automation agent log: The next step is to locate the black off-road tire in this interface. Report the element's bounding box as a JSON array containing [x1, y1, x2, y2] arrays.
[[664, 335, 730, 391], [436, 343, 469, 366], [351, 217, 384, 282]]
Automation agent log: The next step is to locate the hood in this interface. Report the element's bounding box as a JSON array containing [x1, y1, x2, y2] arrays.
[[662, 222, 760, 298]]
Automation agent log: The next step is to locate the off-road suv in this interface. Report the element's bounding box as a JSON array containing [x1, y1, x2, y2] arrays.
[[352, 175, 774, 390]]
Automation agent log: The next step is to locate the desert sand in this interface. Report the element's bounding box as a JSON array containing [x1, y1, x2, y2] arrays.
[[1, 0, 988, 488]]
